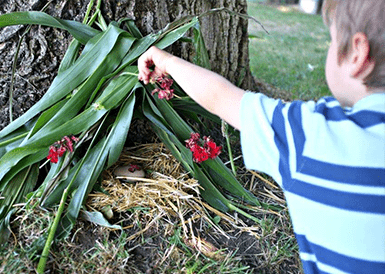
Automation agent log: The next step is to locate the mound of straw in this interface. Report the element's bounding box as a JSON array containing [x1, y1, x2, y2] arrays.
[[86, 143, 239, 258]]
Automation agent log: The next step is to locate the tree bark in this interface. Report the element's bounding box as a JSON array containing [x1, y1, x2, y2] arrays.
[[0, 0, 258, 130]]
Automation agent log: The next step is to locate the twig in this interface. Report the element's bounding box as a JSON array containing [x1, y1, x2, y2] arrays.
[[248, 170, 278, 189]]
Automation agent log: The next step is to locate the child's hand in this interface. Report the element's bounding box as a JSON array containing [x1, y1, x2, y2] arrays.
[[138, 46, 174, 85]]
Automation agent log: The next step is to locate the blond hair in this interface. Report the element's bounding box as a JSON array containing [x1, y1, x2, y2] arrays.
[[322, 0, 385, 89]]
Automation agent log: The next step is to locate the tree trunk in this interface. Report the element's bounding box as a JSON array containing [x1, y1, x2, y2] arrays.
[[0, 0, 258, 130]]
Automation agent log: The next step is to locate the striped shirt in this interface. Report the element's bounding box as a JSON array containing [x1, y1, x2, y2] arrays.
[[240, 92, 385, 274]]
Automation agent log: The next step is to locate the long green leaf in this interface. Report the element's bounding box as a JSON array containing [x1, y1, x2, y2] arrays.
[[0, 209, 15, 243], [152, 95, 193, 140], [120, 18, 143, 39], [37, 157, 69, 203], [192, 22, 211, 70], [96, 16, 200, 93], [0, 126, 31, 159], [0, 146, 42, 182], [105, 91, 136, 168], [95, 67, 138, 109], [155, 17, 198, 49], [173, 98, 221, 124], [202, 159, 261, 206], [0, 11, 99, 44], [58, 39, 82, 73], [151, 123, 194, 169], [142, 92, 174, 136], [57, 138, 108, 239], [27, 99, 69, 138], [118, 16, 198, 70], [0, 148, 46, 191], [118, 34, 160, 72], [26, 34, 136, 143]]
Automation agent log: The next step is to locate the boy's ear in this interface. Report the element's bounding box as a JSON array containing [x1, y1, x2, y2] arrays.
[[349, 32, 375, 79]]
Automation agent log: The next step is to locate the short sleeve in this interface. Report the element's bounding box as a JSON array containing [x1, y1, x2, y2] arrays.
[[240, 92, 283, 184]]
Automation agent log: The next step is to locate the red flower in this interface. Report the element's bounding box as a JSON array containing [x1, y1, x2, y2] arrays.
[[47, 146, 59, 164], [159, 77, 173, 90], [185, 132, 221, 163], [46, 135, 79, 163], [63, 136, 74, 152], [191, 144, 209, 163], [57, 146, 67, 157], [185, 132, 200, 149], [190, 132, 200, 142], [150, 74, 174, 100], [204, 137, 222, 159], [71, 136, 80, 142]]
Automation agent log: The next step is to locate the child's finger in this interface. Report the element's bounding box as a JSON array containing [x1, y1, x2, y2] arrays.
[[137, 52, 153, 84]]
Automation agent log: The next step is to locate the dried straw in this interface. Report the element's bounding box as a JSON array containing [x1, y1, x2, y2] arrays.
[[87, 143, 233, 256], [86, 142, 284, 258]]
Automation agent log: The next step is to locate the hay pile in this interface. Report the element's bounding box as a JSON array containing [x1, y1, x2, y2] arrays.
[[87, 143, 245, 258]]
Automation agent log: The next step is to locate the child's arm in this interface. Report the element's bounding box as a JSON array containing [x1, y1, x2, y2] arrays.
[[138, 46, 246, 130]]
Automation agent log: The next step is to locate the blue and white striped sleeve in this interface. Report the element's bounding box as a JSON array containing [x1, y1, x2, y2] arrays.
[[240, 91, 385, 274]]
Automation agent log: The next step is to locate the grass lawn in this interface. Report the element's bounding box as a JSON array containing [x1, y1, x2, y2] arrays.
[[248, 2, 331, 100]]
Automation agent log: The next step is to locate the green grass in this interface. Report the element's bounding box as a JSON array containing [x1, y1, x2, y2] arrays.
[[248, 2, 331, 100]]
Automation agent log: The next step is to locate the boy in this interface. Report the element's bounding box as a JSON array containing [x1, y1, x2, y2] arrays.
[[138, 0, 385, 273]]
